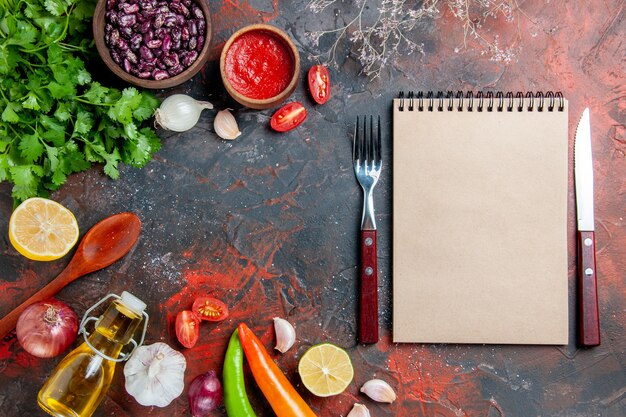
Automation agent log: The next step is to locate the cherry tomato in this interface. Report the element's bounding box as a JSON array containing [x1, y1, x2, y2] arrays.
[[192, 297, 229, 322], [270, 102, 307, 132], [175, 310, 200, 348], [308, 65, 330, 104]]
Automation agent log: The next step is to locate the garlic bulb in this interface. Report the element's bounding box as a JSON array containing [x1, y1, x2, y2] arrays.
[[214, 109, 241, 140], [360, 379, 396, 403], [124, 342, 187, 407], [273, 317, 296, 353], [154, 94, 213, 132], [347, 403, 371, 417]]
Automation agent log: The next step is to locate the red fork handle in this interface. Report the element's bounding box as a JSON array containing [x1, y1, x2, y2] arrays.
[[359, 229, 378, 344], [578, 230, 600, 346]]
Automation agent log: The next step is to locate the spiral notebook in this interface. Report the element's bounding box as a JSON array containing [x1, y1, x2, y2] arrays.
[[392, 91, 569, 344]]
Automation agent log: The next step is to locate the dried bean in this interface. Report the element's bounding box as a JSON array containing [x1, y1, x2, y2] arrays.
[[182, 50, 197, 67], [171, 27, 182, 42], [187, 21, 197, 36], [168, 64, 184, 76], [119, 26, 133, 39], [182, 0, 191, 7], [122, 3, 139, 13], [111, 50, 122, 65], [139, 20, 151, 33], [141, 9, 156, 19], [188, 36, 197, 50], [156, 59, 167, 69], [146, 39, 162, 49], [139, 45, 154, 60], [196, 35, 204, 52], [107, 0, 118, 10], [154, 27, 167, 39], [191, 4, 202, 19], [181, 26, 190, 41], [162, 34, 171, 51], [162, 52, 179, 67], [138, 61, 155, 72], [152, 69, 170, 80], [106, 11, 119, 25], [118, 13, 136, 27], [130, 33, 142, 50], [138, 71, 152, 78], [170, 3, 189, 17], [126, 50, 138, 64], [172, 39, 181, 50], [139, 0, 155, 10], [116, 38, 129, 51], [143, 30, 153, 42], [123, 58, 132, 73], [164, 16, 177, 27], [197, 19, 205, 35], [154, 14, 165, 28]]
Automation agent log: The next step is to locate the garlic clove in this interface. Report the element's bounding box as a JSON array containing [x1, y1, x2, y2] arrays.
[[360, 379, 397, 403], [273, 317, 296, 353], [347, 403, 370, 417], [214, 109, 242, 140]]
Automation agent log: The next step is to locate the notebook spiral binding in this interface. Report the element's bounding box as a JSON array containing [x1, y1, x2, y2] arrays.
[[397, 91, 565, 112]]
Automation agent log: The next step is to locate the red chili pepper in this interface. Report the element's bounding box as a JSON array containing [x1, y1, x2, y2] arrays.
[[237, 323, 317, 417]]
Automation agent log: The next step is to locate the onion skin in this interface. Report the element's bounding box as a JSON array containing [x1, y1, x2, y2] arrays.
[[188, 370, 223, 417], [16, 299, 78, 358]]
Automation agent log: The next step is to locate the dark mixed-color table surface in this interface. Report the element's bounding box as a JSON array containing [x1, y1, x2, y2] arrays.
[[1, 1, 625, 416]]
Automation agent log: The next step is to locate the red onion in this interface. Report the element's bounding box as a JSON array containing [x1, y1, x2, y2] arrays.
[[16, 299, 79, 358], [188, 371, 223, 416]]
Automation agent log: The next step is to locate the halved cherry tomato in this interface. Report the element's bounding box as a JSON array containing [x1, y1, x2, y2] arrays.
[[175, 310, 200, 348], [308, 65, 330, 104], [192, 296, 229, 322], [270, 102, 307, 132]]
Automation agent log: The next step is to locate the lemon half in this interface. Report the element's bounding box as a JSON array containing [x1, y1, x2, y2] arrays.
[[9, 197, 79, 261]]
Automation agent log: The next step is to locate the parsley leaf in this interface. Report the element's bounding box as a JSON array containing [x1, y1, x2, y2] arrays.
[[19, 133, 44, 162]]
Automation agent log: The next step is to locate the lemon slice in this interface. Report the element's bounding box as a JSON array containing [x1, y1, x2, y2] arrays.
[[9, 197, 79, 261], [297, 343, 354, 397]]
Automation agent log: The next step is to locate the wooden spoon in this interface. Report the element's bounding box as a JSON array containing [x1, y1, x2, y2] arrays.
[[0, 212, 142, 338]]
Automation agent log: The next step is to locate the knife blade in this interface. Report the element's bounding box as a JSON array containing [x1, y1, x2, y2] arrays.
[[574, 108, 600, 346]]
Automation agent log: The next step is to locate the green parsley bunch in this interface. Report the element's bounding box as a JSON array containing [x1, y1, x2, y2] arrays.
[[0, 0, 161, 203]]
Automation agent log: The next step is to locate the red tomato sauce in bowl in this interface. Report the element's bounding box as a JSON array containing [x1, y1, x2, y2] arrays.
[[220, 24, 299, 109], [224, 30, 295, 100]]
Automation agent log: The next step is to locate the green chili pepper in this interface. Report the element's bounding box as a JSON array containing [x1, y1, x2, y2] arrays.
[[223, 329, 257, 417]]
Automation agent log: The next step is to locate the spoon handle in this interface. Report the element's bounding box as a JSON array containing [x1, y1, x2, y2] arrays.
[[0, 267, 77, 338]]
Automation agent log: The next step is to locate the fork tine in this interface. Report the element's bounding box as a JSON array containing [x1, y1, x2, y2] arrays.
[[368, 115, 376, 164], [359, 115, 365, 163], [376, 115, 381, 163], [353, 116, 359, 162]]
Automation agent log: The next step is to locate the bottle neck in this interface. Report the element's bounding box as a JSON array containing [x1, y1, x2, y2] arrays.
[[83, 300, 144, 360], [86, 331, 126, 359]]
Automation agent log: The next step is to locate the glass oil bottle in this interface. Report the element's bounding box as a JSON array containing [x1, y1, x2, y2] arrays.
[[38, 292, 149, 417]]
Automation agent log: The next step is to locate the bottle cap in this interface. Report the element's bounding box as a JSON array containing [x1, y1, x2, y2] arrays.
[[120, 291, 147, 316]]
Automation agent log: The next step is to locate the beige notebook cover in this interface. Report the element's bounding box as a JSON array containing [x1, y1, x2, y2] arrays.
[[392, 93, 569, 344]]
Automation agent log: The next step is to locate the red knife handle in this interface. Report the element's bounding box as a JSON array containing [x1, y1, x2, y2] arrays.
[[578, 230, 600, 346], [359, 229, 378, 344]]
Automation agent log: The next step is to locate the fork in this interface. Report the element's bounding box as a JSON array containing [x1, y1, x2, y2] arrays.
[[353, 115, 382, 344]]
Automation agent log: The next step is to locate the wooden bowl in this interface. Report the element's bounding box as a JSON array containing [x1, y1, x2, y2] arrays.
[[93, 0, 211, 89], [220, 24, 300, 110]]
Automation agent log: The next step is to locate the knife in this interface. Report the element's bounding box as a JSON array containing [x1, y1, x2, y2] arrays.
[[574, 108, 601, 346]]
